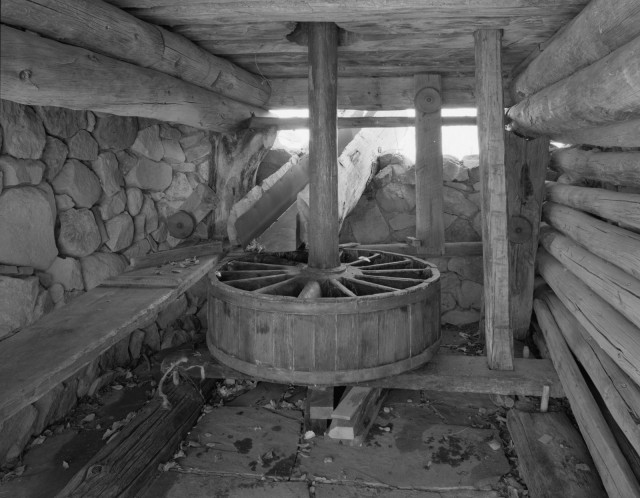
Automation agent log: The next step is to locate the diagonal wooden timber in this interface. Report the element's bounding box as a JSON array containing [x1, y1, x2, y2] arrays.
[[161, 347, 564, 398], [0, 249, 222, 424]]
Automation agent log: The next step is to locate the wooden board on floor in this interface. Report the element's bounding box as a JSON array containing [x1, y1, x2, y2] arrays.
[[507, 410, 606, 498], [143, 474, 309, 498], [315, 484, 500, 498], [172, 406, 301, 479], [161, 347, 564, 398], [299, 404, 509, 490], [0, 255, 219, 424]]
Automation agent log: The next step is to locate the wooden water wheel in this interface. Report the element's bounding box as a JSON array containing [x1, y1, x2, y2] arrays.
[[207, 23, 441, 384]]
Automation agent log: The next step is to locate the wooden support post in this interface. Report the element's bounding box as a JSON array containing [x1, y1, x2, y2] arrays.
[[505, 133, 549, 339], [305, 387, 334, 435], [474, 29, 513, 370], [414, 74, 444, 256], [307, 22, 340, 270]]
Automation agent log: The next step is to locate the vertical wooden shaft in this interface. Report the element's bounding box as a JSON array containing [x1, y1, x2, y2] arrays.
[[474, 29, 513, 370], [414, 74, 444, 256], [308, 22, 340, 269]]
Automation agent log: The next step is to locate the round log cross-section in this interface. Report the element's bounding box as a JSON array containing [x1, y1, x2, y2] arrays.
[[207, 249, 441, 385]]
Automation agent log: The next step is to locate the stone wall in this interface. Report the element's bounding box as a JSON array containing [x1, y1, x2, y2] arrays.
[[0, 100, 274, 465], [340, 152, 484, 326]]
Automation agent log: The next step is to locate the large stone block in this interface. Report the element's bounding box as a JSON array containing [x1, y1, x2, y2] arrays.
[[457, 280, 483, 310], [443, 186, 478, 219], [0, 276, 39, 339], [57, 208, 101, 257], [46, 257, 84, 291], [388, 212, 415, 231], [0, 156, 45, 186], [91, 152, 123, 196], [162, 139, 186, 164], [448, 256, 483, 284], [80, 252, 127, 290], [67, 130, 99, 161], [445, 218, 481, 242], [92, 115, 138, 151], [105, 213, 134, 252], [376, 183, 416, 213], [140, 195, 159, 233], [0, 101, 46, 159], [442, 309, 481, 326], [163, 171, 193, 201], [51, 159, 102, 208], [0, 186, 58, 269], [132, 124, 164, 161], [35, 106, 86, 139], [97, 190, 127, 221], [124, 156, 172, 192], [42, 136, 68, 182], [443, 155, 469, 182], [126, 187, 144, 216], [348, 199, 390, 244]]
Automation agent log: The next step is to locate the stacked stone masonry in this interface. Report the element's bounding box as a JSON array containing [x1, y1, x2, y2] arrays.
[[340, 152, 483, 326], [0, 100, 278, 465]]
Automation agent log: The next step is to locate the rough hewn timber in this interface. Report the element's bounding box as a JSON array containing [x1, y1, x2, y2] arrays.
[[511, 0, 640, 100], [551, 119, 640, 148], [307, 22, 340, 269], [248, 115, 477, 129], [505, 133, 549, 339], [542, 202, 640, 281], [546, 182, 640, 230], [0, 0, 270, 107], [475, 29, 512, 370], [537, 248, 640, 387], [550, 148, 640, 188], [533, 297, 640, 498], [414, 74, 444, 256], [507, 37, 640, 137], [0, 26, 267, 134]]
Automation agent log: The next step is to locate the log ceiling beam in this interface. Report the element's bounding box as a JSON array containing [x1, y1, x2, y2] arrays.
[[247, 115, 477, 130], [1, 0, 270, 108], [0, 25, 269, 134], [268, 76, 514, 110], [108, 0, 588, 25], [507, 37, 640, 137], [511, 0, 640, 101]]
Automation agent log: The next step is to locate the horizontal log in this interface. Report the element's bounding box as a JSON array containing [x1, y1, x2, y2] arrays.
[[268, 76, 513, 109], [0, 0, 270, 107], [536, 248, 640, 386], [351, 241, 483, 258], [546, 182, 640, 230], [507, 36, 640, 136], [542, 291, 640, 453], [0, 26, 267, 134], [533, 297, 640, 498], [511, 0, 640, 100], [161, 347, 564, 398], [248, 115, 477, 129], [551, 118, 640, 148], [550, 148, 640, 188], [543, 201, 640, 280], [540, 226, 640, 330]]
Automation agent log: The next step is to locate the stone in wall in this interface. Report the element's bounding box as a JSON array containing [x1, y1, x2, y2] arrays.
[[0, 405, 37, 462], [442, 186, 478, 219], [162, 139, 186, 164], [57, 208, 101, 258], [91, 152, 124, 197], [68, 130, 99, 161], [0, 100, 46, 159], [97, 190, 127, 220], [92, 115, 138, 151], [42, 136, 68, 182], [442, 309, 481, 326], [105, 213, 134, 252], [445, 217, 480, 242], [51, 159, 102, 208], [126, 187, 144, 216], [124, 155, 173, 192], [0, 156, 45, 187], [443, 155, 469, 182], [347, 198, 390, 244], [0, 186, 58, 269], [46, 257, 84, 291], [376, 183, 416, 213], [80, 252, 127, 290], [132, 125, 164, 162], [36, 106, 87, 139], [448, 256, 483, 284], [0, 276, 40, 339]]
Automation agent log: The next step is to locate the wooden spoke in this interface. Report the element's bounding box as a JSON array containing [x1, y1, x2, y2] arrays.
[[353, 259, 413, 270], [225, 274, 290, 291], [227, 261, 293, 271], [360, 268, 431, 279], [346, 253, 382, 266], [341, 277, 397, 296], [218, 269, 290, 281], [254, 277, 301, 296], [328, 278, 357, 297], [356, 274, 424, 289]]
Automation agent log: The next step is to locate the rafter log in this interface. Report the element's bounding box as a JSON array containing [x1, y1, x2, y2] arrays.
[[0, 25, 267, 134], [550, 148, 640, 188], [247, 115, 477, 130], [550, 119, 640, 148]]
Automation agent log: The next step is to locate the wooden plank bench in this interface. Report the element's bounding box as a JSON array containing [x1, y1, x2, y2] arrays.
[[0, 243, 224, 424], [160, 347, 565, 398]]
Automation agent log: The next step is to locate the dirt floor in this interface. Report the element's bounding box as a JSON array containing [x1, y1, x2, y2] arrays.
[[1, 325, 561, 497]]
